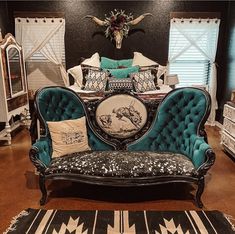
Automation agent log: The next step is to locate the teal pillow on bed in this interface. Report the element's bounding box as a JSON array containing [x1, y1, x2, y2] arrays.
[[101, 57, 119, 69], [108, 66, 139, 78], [101, 57, 133, 69], [118, 59, 133, 67]]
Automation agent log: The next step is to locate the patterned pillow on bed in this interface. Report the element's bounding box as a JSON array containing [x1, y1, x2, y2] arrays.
[[81, 64, 100, 87], [108, 77, 133, 91], [130, 70, 157, 93], [84, 69, 109, 92], [139, 66, 159, 87]]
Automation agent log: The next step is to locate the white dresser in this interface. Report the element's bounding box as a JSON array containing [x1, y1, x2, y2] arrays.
[[221, 103, 235, 158]]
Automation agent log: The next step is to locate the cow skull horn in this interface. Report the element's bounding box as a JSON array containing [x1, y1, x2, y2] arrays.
[[128, 13, 153, 25], [84, 15, 108, 26]]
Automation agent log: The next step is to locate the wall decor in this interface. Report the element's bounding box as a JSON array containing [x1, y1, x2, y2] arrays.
[[85, 9, 152, 49]]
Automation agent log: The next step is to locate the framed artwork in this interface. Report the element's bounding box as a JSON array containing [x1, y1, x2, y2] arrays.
[[95, 94, 148, 138]]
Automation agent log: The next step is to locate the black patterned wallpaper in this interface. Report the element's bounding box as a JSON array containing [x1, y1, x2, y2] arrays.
[[0, 1, 8, 37], [1, 0, 233, 122], [217, 1, 235, 122]]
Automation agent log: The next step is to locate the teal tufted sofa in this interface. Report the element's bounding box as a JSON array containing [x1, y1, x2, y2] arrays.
[[29, 86, 215, 207]]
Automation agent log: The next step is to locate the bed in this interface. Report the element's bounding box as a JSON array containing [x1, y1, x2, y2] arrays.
[[68, 83, 172, 102], [67, 52, 172, 102]]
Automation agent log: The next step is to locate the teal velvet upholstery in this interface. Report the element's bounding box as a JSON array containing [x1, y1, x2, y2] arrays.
[[107, 66, 139, 78], [32, 137, 52, 167], [34, 87, 113, 166], [100, 57, 133, 69], [127, 88, 211, 169]]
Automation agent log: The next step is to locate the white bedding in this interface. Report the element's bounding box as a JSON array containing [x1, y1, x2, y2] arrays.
[[68, 84, 96, 93], [134, 85, 172, 94]]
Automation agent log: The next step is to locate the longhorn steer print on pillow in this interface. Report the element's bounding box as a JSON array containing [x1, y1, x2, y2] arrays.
[[84, 9, 152, 49]]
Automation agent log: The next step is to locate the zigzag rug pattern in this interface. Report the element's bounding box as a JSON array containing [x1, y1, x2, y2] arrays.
[[4, 209, 235, 234]]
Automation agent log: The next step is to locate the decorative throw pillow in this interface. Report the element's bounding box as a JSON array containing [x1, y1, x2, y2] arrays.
[[84, 69, 109, 91], [101, 57, 133, 69], [47, 117, 91, 158], [67, 53, 100, 88], [81, 52, 100, 67], [117, 59, 133, 68], [80, 65, 101, 87], [67, 65, 83, 89], [107, 66, 139, 79], [139, 66, 159, 87], [108, 77, 133, 91], [156, 64, 167, 82], [132, 52, 158, 67], [131, 70, 157, 93], [101, 57, 119, 69]]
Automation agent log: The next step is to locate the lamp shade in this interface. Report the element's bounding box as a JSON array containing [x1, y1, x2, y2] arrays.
[[165, 74, 179, 85]]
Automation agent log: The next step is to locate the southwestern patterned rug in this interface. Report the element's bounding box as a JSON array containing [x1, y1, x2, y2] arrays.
[[4, 209, 235, 234]]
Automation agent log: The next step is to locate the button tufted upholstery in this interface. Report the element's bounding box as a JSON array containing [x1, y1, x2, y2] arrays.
[[37, 88, 86, 123], [34, 87, 113, 166], [29, 87, 215, 207], [127, 88, 211, 168]]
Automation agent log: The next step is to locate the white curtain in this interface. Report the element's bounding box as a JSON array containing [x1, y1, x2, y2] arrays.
[[15, 18, 69, 86], [168, 18, 220, 125]]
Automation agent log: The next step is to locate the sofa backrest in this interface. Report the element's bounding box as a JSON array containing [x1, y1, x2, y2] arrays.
[[34, 86, 114, 151], [127, 87, 211, 164]]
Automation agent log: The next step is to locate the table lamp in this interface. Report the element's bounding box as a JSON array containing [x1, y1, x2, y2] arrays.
[[165, 74, 179, 89]]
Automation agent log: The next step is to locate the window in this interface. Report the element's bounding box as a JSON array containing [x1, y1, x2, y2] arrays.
[[15, 17, 67, 94], [168, 18, 220, 88]]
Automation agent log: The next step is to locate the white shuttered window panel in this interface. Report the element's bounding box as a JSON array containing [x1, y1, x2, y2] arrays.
[[168, 18, 220, 88], [15, 17, 67, 91]]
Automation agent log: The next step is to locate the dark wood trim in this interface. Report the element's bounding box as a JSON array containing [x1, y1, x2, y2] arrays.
[[7, 93, 28, 112], [14, 11, 65, 18], [170, 12, 221, 19]]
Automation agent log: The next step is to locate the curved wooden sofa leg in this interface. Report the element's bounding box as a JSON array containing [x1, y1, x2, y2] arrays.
[[39, 174, 47, 205], [195, 177, 205, 208]]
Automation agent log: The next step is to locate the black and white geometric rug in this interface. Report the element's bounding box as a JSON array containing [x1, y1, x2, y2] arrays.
[[4, 209, 235, 234]]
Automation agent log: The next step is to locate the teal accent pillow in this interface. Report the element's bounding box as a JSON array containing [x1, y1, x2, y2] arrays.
[[108, 66, 139, 78], [101, 57, 119, 69], [118, 59, 133, 68], [101, 57, 133, 69]]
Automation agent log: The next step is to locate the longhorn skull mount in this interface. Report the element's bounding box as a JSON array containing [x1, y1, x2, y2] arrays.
[[84, 10, 153, 49]]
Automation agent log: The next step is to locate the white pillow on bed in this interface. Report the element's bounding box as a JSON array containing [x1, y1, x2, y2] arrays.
[[67, 53, 101, 88], [132, 52, 158, 67], [67, 65, 83, 88], [82, 52, 100, 67], [157, 64, 167, 80]]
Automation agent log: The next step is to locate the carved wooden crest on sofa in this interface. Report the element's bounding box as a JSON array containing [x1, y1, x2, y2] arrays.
[[86, 91, 158, 149]]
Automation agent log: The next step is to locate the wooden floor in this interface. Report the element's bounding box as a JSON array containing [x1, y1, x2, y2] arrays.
[[0, 126, 234, 233]]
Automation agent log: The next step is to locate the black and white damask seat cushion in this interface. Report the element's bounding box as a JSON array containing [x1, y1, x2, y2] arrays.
[[84, 69, 109, 91], [45, 151, 196, 178], [131, 70, 157, 93]]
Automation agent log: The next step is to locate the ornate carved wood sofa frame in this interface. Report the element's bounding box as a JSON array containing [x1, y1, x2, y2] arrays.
[[29, 86, 215, 207]]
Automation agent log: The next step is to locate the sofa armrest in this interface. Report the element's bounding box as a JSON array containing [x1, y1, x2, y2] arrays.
[[189, 134, 215, 172], [29, 137, 52, 173]]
